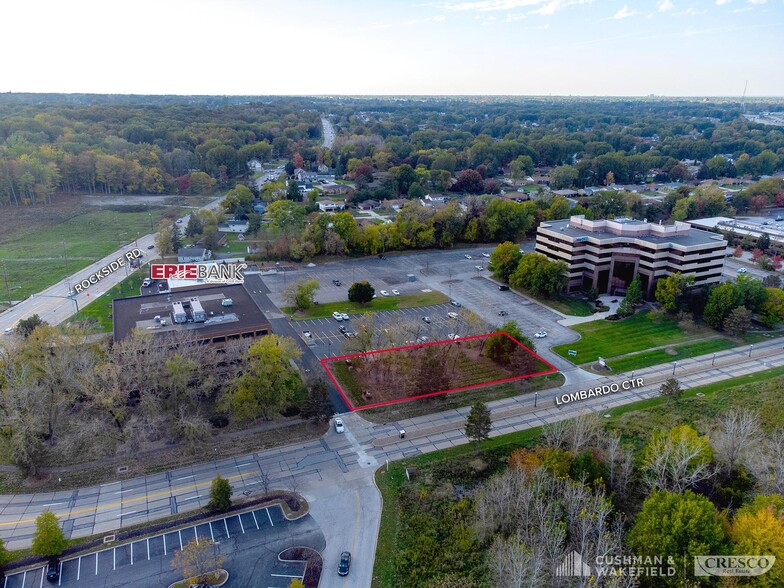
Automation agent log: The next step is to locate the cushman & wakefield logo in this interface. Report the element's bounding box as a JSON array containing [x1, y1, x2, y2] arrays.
[[694, 555, 776, 577], [151, 263, 247, 284]]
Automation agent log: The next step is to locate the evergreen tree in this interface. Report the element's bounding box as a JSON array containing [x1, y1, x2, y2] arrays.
[[465, 402, 492, 453], [208, 476, 232, 512]]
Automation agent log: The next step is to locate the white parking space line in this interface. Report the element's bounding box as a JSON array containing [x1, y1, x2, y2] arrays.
[[96, 552, 99, 575], [224, 518, 230, 537], [238, 514, 245, 534], [130, 542, 133, 565], [77, 557, 81, 580], [209, 521, 215, 542], [113, 546, 116, 570], [163, 535, 167, 555], [266, 508, 274, 526], [147, 538, 150, 560], [178, 529, 183, 551], [252, 510, 260, 530]]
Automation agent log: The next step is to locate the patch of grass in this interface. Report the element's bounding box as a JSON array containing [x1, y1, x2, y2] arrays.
[[283, 291, 449, 319], [69, 268, 148, 331], [219, 233, 252, 254], [553, 310, 699, 363], [606, 338, 737, 373], [741, 330, 784, 344], [0, 205, 182, 298], [538, 293, 594, 316]]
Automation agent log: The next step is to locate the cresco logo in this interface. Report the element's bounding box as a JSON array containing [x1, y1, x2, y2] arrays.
[[694, 555, 776, 577]]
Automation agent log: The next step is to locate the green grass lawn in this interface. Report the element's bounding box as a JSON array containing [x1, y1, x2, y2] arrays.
[[606, 337, 736, 373], [538, 293, 595, 316], [283, 291, 449, 319], [69, 268, 147, 331], [219, 233, 252, 254], [552, 310, 700, 363], [0, 206, 182, 298]]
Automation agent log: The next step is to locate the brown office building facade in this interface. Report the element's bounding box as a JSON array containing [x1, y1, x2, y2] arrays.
[[535, 216, 727, 297]]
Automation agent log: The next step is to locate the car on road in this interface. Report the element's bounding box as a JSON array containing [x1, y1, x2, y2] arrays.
[[422, 316, 431, 323], [334, 418, 344, 434], [147, 244, 155, 249], [482, 253, 490, 258], [332, 311, 344, 321], [67, 290, 77, 297], [341, 313, 350, 320], [534, 330, 548, 338], [46, 558, 60, 583], [3, 327, 15, 335], [380, 290, 390, 296], [464, 254, 472, 259], [332, 279, 342, 286], [499, 285, 510, 291], [498, 310, 508, 316], [777, 216, 784, 221], [737, 268, 747, 274], [176, 219, 183, 224], [392, 289, 400, 295], [449, 299, 461, 307], [475, 265, 483, 271], [338, 551, 351, 576], [447, 312, 459, 319]]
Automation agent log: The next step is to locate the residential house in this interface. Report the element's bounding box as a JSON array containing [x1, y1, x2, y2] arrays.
[[218, 219, 249, 233], [177, 247, 212, 263], [358, 199, 380, 211], [318, 200, 346, 212]]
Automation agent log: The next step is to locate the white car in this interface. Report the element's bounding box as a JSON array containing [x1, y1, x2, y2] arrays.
[[534, 330, 548, 338], [447, 312, 459, 319], [341, 313, 350, 320], [392, 289, 400, 295], [736, 268, 747, 274], [417, 336, 429, 343], [475, 265, 483, 271], [334, 418, 344, 433], [3, 327, 15, 335], [332, 312, 344, 322], [380, 290, 390, 296], [422, 316, 432, 323], [464, 254, 472, 259], [447, 333, 460, 340], [482, 253, 490, 258]]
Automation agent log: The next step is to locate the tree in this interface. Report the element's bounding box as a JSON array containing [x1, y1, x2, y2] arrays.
[[266, 200, 306, 236], [208, 476, 232, 512], [488, 241, 522, 283], [509, 253, 567, 297], [704, 282, 740, 329], [761, 287, 784, 327], [659, 377, 682, 403], [509, 155, 534, 185], [185, 214, 203, 238], [617, 297, 634, 317], [465, 401, 492, 452], [642, 424, 715, 493], [654, 272, 692, 313], [549, 165, 578, 190], [286, 180, 301, 201], [712, 409, 760, 474], [16, 314, 46, 338], [155, 222, 174, 255], [730, 495, 784, 588], [288, 580, 306, 588], [283, 278, 320, 311], [625, 275, 643, 305], [627, 490, 727, 587], [724, 305, 752, 336], [301, 379, 333, 424], [32, 510, 67, 557], [733, 245, 744, 257], [225, 335, 302, 421], [452, 169, 485, 194], [348, 280, 375, 304], [171, 537, 224, 584], [763, 274, 782, 288], [284, 161, 295, 176], [758, 232, 771, 252]]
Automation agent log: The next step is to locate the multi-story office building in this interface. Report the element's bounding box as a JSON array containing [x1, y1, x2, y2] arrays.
[[535, 215, 727, 297]]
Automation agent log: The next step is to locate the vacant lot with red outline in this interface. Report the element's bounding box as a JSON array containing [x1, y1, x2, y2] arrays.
[[321, 332, 557, 410]]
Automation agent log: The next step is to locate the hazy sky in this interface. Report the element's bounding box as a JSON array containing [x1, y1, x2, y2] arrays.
[[3, 0, 782, 96]]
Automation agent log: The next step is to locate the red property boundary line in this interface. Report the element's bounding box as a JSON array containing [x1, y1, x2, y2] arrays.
[[320, 332, 558, 411]]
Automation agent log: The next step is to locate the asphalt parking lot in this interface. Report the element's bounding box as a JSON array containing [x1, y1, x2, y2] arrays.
[[296, 302, 477, 358], [3, 506, 324, 588]]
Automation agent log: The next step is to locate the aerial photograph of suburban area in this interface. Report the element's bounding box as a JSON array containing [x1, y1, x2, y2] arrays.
[[0, 0, 783, 587]]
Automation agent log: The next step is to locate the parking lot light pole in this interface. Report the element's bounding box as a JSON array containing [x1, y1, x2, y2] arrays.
[[712, 353, 716, 366], [672, 361, 677, 375], [534, 391, 538, 407], [749, 345, 753, 357]]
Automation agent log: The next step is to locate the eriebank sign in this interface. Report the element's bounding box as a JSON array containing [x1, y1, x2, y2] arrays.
[[150, 263, 247, 284]]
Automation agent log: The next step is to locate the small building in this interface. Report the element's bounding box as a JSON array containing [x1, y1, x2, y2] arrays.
[[196, 233, 227, 249], [318, 200, 346, 212], [177, 247, 212, 263], [218, 219, 249, 234], [294, 169, 319, 183], [358, 199, 380, 211]]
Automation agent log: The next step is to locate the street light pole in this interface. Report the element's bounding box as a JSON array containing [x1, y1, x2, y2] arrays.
[[749, 345, 753, 357], [534, 391, 538, 407], [672, 361, 677, 375]]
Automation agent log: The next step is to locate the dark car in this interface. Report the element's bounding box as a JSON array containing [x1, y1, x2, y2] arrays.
[[46, 558, 60, 583], [333, 279, 342, 286], [338, 551, 351, 576], [498, 310, 508, 316], [338, 325, 348, 334], [498, 285, 510, 291], [449, 299, 461, 307], [147, 244, 155, 249]]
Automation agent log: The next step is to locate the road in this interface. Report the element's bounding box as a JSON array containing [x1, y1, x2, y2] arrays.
[[322, 116, 337, 149], [0, 196, 224, 333]]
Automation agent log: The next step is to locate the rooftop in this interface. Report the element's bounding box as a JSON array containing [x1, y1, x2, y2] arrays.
[[112, 282, 270, 343]]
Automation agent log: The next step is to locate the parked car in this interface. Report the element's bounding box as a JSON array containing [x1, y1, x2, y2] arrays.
[[332, 279, 342, 286], [338, 325, 348, 334], [142, 278, 152, 287], [46, 558, 60, 583], [332, 311, 344, 321], [447, 333, 460, 340], [341, 313, 350, 320], [534, 330, 548, 338], [475, 265, 484, 271], [449, 299, 461, 307], [334, 418, 344, 433], [737, 268, 747, 274], [482, 253, 490, 258], [338, 551, 351, 576], [422, 316, 432, 323], [464, 254, 472, 259], [498, 310, 508, 316], [147, 244, 155, 249], [392, 289, 400, 295], [176, 219, 183, 224], [417, 336, 429, 343], [447, 312, 459, 319], [380, 290, 390, 296], [776, 216, 784, 221], [499, 285, 510, 291]]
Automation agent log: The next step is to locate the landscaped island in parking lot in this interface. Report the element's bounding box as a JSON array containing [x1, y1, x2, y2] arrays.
[[322, 332, 556, 409]]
